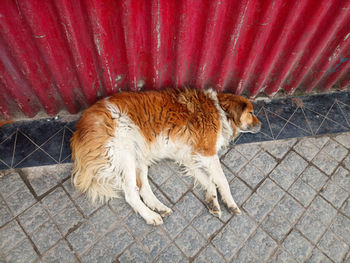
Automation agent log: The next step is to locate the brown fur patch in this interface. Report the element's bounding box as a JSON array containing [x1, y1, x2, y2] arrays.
[[70, 100, 115, 197], [108, 88, 221, 156]]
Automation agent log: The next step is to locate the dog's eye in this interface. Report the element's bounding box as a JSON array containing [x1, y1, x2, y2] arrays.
[[249, 112, 253, 115]]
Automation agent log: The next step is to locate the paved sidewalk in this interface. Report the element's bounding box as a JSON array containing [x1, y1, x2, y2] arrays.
[[1, 132, 350, 262]]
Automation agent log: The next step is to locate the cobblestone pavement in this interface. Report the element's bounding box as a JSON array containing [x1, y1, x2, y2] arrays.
[[1, 132, 350, 262]]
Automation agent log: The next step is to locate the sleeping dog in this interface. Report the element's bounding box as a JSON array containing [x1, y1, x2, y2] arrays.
[[70, 88, 261, 225]]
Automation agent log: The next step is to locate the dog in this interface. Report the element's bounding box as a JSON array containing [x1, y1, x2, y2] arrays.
[[70, 88, 261, 225]]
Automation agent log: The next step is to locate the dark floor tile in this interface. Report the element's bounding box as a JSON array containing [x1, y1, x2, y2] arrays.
[[13, 132, 37, 168], [288, 108, 312, 134], [15, 148, 57, 168], [277, 122, 311, 140], [252, 101, 263, 114], [60, 128, 73, 162], [236, 132, 272, 144], [257, 108, 273, 138], [326, 103, 349, 128], [0, 131, 16, 167], [302, 94, 335, 116], [0, 90, 349, 171], [60, 155, 72, 164], [266, 111, 288, 139], [65, 121, 77, 132], [41, 129, 64, 162], [338, 102, 350, 127], [0, 159, 9, 170], [303, 108, 325, 134], [333, 91, 350, 106], [0, 123, 19, 144], [19, 120, 65, 146], [264, 98, 297, 120], [316, 118, 349, 135], [0, 130, 7, 145]]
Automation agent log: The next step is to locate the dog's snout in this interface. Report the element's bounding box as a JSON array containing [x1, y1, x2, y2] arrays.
[[249, 114, 261, 133], [252, 122, 261, 133]]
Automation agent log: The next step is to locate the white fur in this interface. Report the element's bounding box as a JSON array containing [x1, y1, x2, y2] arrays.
[[204, 89, 234, 150]]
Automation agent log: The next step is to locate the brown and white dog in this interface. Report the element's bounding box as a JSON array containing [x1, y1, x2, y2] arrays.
[[70, 88, 261, 225]]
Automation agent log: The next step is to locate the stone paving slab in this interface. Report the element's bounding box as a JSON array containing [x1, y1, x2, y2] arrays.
[[0, 132, 350, 262]]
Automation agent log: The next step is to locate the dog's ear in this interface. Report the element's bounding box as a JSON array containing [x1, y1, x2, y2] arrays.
[[241, 102, 247, 112], [230, 101, 247, 124], [217, 93, 247, 125]]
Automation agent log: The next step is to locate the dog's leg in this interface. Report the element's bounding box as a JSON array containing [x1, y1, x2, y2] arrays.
[[122, 156, 163, 225], [205, 155, 241, 215], [187, 167, 221, 217], [137, 165, 172, 217]]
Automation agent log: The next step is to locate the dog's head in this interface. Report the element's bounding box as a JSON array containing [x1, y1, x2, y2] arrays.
[[217, 93, 261, 134]]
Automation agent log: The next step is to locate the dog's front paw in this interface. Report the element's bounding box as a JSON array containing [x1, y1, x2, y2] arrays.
[[146, 211, 163, 225], [228, 205, 242, 215], [208, 207, 222, 218], [159, 207, 173, 218]]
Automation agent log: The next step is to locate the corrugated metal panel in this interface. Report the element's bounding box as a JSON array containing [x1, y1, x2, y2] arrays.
[[0, 0, 349, 119]]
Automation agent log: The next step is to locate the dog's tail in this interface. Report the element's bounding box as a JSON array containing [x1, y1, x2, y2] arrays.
[[70, 104, 121, 203]]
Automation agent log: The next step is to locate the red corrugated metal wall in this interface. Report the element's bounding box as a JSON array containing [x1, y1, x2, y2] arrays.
[[0, 0, 349, 119]]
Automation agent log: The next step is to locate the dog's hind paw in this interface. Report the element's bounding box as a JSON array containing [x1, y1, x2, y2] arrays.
[[146, 211, 163, 225]]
